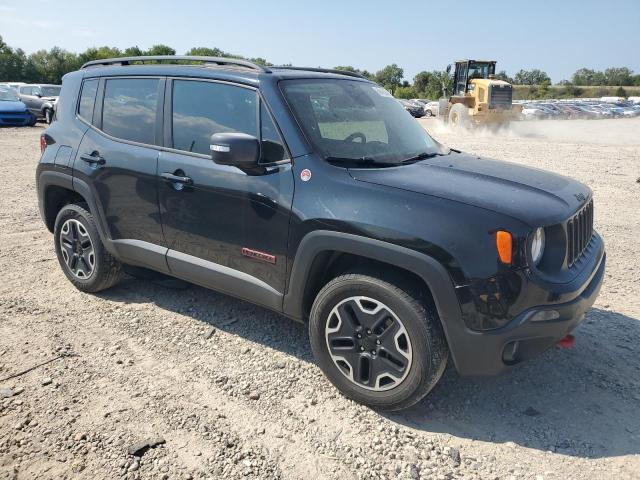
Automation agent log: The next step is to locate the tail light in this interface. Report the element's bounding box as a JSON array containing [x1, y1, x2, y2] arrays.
[[40, 134, 47, 154]]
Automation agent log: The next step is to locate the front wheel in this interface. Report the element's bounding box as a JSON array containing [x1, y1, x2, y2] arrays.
[[44, 109, 53, 124], [309, 273, 448, 411], [448, 103, 469, 130]]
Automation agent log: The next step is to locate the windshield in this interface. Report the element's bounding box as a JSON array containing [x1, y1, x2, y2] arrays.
[[41, 86, 61, 97], [281, 79, 443, 165], [0, 89, 20, 101], [467, 62, 494, 80]]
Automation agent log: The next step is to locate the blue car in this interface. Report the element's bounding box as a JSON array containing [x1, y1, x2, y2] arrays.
[[0, 88, 36, 126]]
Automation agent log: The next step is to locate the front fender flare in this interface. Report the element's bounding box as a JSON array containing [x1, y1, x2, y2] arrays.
[[283, 230, 462, 332]]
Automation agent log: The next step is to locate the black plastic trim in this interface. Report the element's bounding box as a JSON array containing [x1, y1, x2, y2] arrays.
[[166, 249, 283, 311], [283, 231, 462, 333]]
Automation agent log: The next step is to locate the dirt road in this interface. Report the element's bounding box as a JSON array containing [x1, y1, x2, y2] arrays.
[[1, 118, 639, 480]]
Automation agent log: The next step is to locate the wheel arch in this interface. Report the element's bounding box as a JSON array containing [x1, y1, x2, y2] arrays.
[[38, 171, 110, 249], [283, 232, 463, 343]]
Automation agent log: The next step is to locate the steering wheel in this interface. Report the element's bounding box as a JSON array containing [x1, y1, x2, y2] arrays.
[[344, 132, 366, 143]]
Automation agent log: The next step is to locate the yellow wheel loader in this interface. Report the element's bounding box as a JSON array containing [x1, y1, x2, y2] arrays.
[[438, 60, 521, 129]]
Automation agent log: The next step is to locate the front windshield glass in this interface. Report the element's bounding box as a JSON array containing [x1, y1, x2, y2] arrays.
[[281, 79, 443, 165], [467, 62, 494, 80], [41, 86, 61, 97], [0, 89, 20, 101]]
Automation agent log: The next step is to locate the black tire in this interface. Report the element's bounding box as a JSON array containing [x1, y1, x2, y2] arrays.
[[448, 103, 469, 129], [44, 109, 53, 125], [425, 109, 433, 117], [309, 273, 448, 411], [53, 203, 122, 292]]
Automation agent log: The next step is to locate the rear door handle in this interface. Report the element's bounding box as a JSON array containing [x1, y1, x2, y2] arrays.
[[161, 172, 193, 185], [80, 151, 105, 165]]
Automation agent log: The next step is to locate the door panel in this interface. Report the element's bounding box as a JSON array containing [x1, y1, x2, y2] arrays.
[[74, 128, 164, 246], [158, 151, 294, 293]]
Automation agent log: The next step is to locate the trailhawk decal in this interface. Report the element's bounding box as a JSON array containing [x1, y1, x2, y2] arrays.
[[241, 247, 277, 265]]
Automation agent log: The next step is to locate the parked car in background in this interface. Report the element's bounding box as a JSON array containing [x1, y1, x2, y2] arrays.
[[0, 82, 27, 91], [521, 104, 549, 120], [413, 99, 439, 117], [0, 87, 36, 127], [19, 84, 61, 124], [398, 99, 424, 117]]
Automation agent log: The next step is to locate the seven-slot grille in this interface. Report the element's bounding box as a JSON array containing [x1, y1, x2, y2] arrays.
[[566, 200, 593, 267], [489, 84, 513, 110]]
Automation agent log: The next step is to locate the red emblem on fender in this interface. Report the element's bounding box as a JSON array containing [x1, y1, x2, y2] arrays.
[[241, 247, 277, 264]]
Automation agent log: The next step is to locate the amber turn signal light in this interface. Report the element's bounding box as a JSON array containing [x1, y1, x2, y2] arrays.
[[496, 230, 513, 264]]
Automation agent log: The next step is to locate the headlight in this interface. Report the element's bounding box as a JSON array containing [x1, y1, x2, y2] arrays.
[[530, 227, 545, 265]]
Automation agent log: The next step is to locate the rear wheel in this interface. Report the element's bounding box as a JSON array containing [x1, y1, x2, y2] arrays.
[[54, 203, 122, 292], [309, 273, 448, 411], [44, 109, 53, 124], [448, 103, 469, 129]]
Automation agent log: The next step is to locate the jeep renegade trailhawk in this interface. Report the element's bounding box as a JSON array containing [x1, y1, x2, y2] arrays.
[[36, 56, 605, 410]]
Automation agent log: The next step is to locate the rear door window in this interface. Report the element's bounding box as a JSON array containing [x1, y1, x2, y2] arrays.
[[78, 79, 99, 123], [171, 79, 258, 155], [102, 78, 159, 145]]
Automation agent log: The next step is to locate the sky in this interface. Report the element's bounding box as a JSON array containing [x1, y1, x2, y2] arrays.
[[1, 0, 639, 83]]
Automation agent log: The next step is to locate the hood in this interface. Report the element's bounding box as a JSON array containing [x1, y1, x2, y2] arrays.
[[348, 152, 591, 226], [0, 100, 28, 113]]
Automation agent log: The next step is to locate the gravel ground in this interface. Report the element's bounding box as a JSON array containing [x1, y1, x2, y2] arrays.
[[1, 118, 639, 480]]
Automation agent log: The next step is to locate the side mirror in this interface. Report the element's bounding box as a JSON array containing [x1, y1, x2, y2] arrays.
[[210, 132, 260, 168], [34, 92, 42, 98]]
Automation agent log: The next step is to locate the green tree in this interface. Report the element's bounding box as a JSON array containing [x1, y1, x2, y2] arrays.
[[494, 70, 513, 83], [413, 71, 432, 92], [186, 47, 228, 57], [123, 46, 144, 57], [374, 64, 404, 93], [604, 67, 633, 86], [513, 69, 551, 85], [394, 85, 419, 99], [145, 44, 176, 56]]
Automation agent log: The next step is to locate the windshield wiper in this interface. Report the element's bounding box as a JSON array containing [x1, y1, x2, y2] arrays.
[[400, 152, 444, 165]]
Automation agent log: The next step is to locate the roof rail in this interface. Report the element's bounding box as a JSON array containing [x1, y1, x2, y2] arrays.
[[274, 66, 367, 79], [80, 56, 272, 73]]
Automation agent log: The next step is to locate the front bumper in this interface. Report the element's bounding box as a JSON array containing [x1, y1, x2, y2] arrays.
[[0, 112, 34, 126], [446, 246, 605, 376]]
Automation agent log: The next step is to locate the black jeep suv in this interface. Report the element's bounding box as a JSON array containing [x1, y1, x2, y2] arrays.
[[36, 56, 605, 410]]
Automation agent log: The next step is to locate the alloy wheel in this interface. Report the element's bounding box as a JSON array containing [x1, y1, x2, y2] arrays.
[[59, 219, 95, 279], [325, 296, 412, 391]]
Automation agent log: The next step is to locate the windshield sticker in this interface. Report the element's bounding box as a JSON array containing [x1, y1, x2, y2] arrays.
[[372, 86, 393, 98]]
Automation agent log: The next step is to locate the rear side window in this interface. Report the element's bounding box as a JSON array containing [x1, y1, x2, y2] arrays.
[[102, 78, 159, 145], [172, 80, 257, 155], [78, 79, 98, 123]]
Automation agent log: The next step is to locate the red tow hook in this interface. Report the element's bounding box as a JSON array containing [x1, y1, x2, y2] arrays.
[[557, 334, 576, 349]]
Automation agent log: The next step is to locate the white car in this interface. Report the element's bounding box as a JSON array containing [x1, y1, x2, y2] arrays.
[[0, 82, 27, 91], [413, 99, 439, 117]]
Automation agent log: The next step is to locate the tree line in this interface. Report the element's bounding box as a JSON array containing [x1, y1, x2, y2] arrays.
[[2, 36, 639, 100]]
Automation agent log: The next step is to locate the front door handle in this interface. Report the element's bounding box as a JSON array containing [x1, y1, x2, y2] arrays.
[[161, 172, 193, 185], [80, 151, 105, 165]]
